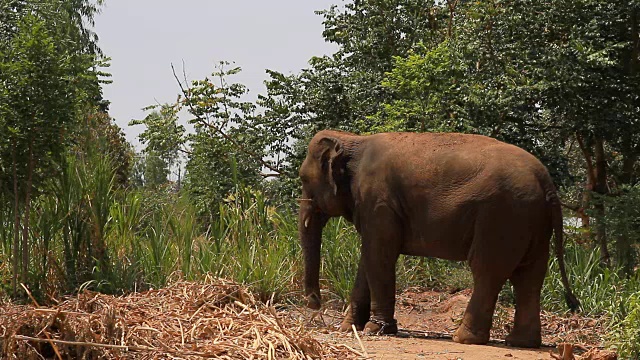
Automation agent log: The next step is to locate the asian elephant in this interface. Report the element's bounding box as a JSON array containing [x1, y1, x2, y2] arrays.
[[298, 130, 580, 348]]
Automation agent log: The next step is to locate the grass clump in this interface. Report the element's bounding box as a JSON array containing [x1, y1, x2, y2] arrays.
[[608, 292, 640, 359], [542, 244, 636, 316], [320, 218, 360, 302]]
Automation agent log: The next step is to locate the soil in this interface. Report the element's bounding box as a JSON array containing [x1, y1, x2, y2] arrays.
[[298, 287, 609, 360], [2, 282, 612, 359]]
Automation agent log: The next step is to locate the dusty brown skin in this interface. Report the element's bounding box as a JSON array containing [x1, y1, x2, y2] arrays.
[[298, 130, 579, 348]]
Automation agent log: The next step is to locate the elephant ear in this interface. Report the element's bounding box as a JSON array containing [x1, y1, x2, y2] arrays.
[[318, 137, 344, 195]]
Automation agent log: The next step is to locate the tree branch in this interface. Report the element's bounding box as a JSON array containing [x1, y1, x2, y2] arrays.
[[171, 63, 281, 176]]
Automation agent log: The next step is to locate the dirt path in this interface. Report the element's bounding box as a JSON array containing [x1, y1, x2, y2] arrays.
[[339, 334, 550, 359], [303, 288, 607, 360]]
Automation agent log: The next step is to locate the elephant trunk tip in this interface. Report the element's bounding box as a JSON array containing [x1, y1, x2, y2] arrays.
[[306, 292, 321, 310]]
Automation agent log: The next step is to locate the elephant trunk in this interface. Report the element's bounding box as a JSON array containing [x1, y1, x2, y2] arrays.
[[299, 198, 328, 310]]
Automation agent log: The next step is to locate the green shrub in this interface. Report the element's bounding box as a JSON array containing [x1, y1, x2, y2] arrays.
[[190, 186, 299, 302], [608, 291, 640, 359], [397, 256, 472, 292]]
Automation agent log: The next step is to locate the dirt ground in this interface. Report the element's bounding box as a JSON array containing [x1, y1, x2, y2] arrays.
[[302, 288, 608, 360], [327, 334, 550, 359], [2, 281, 612, 359]]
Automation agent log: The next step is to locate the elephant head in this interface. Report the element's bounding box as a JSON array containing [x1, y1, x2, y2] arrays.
[[298, 131, 357, 309]]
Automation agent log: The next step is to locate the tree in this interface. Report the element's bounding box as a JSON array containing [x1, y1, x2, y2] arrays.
[[257, 0, 640, 270], [130, 104, 184, 189], [379, 0, 640, 268], [255, 1, 450, 198], [133, 62, 270, 219], [130, 103, 184, 178], [77, 110, 134, 188], [0, 0, 106, 294]]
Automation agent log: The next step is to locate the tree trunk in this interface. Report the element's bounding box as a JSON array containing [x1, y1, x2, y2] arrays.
[[620, 155, 637, 185], [11, 141, 20, 296], [593, 137, 610, 266], [579, 191, 591, 229], [446, 0, 459, 38], [21, 138, 35, 285], [576, 134, 594, 240], [630, 6, 639, 76], [577, 134, 610, 266]]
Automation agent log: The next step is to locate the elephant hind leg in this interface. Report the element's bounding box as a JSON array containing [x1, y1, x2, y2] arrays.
[[454, 208, 525, 345], [453, 272, 506, 345], [505, 249, 549, 348]]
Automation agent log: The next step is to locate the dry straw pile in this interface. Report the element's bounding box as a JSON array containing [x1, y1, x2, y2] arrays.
[[1, 277, 362, 359]]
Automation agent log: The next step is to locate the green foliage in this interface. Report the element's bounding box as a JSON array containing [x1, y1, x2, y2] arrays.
[[129, 104, 182, 189], [141, 151, 171, 188], [542, 244, 630, 316], [77, 112, 134, 188], [133, 63, 269, 218], [254, 0, 450, 194], [397, 256, 472, 293], [609, 292, 640, 359], [5, 3, 640, 358], [0, 0, 107, 294], [318, 217, 473, 303], [600, 186, 640, 275], [376, 41, 468, 133], [196, 186, 297, 301], [320, 218, 360, 302], [540, 242, 640, 355], [129, 103, 184, 171]]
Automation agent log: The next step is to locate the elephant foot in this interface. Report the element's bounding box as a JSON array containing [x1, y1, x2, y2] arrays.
[[505, 330, 542, 348], [339, 320, 363, 332], [363, 319, 398, 335], [338, 304, 369, 332], [305, 293, 321, 310], [453, 323, 489, 345]]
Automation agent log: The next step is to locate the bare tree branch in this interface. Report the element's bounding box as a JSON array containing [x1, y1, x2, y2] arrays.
[[171, 63, 282, 176]]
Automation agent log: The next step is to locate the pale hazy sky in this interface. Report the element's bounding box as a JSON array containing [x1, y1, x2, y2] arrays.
[[94, 1, 339, 148]]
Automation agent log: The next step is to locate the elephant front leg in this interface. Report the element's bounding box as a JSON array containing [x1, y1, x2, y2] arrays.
[[359, 208, 402, 335], [339, 256, 370, 332], [362, 246, 399, 335]]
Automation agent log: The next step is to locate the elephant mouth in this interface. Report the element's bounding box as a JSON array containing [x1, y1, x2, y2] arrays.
[[298, 197, 320, 228]]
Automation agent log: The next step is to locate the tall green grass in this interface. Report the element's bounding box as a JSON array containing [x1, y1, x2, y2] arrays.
[[2, 158, 640, 357], [541, 240, 640, 359], [320, 218, 360, 302], [542, 244, 640, 316], [193, 187, 299, 302]]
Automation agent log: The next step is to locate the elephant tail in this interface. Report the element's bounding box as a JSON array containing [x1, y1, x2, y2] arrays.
[[549, 191, 581, 312]]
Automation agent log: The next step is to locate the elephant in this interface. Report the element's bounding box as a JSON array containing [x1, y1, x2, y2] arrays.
[[297, 129, 580, 348]]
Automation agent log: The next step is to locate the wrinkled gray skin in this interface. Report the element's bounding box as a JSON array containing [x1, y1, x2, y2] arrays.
[[298, 130, 579, 348]]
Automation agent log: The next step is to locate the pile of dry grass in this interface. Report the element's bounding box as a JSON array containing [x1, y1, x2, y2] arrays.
[[0, 277, 362, 359], [540, 312, 608, 347]]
